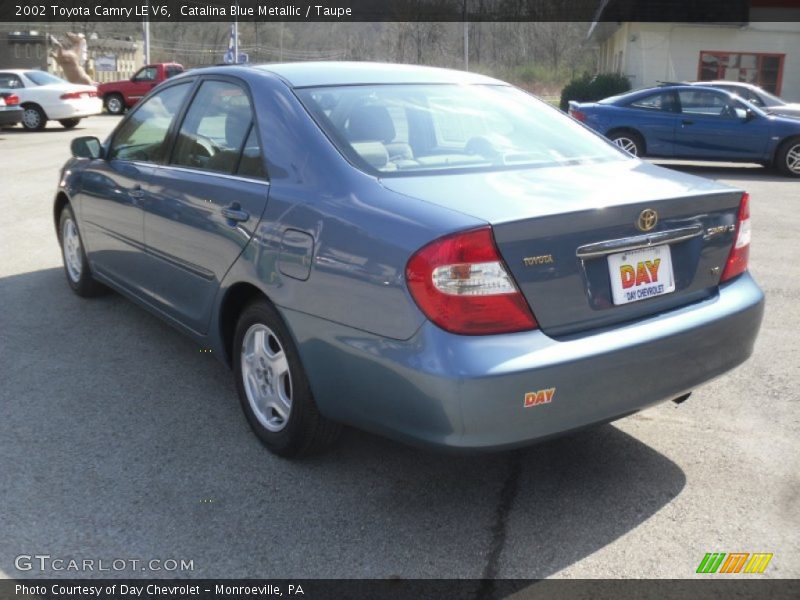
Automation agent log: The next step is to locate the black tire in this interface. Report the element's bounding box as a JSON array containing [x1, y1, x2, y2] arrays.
[[58, 205, 107, 297], [233, 299, 341, 457], [775, 137, 800, 178], [104, 93, 125, 115], [21, 103, 47, 131], [608, 130, 645, 157], [59, 118, 81, 129]]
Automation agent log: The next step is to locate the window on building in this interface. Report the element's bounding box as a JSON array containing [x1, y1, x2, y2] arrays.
[[698, 51, 785, 95]]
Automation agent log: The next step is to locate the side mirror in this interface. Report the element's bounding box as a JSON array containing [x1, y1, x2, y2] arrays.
[[71, 136, 102, 159], [745, 108, 757, 121]]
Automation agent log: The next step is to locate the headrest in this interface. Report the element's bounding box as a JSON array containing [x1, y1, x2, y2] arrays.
[[346, 105, 395, 143]]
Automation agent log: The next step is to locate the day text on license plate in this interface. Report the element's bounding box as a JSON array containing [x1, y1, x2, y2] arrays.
[[607, 245, 675, 306]]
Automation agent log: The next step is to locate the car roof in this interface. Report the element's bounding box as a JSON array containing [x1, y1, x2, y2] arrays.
[[629, 84, 732, 96], [249, 61, 505, 88], [690, 80, 757, 89]]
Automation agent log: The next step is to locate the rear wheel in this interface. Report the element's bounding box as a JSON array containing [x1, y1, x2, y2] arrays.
[[58, 205, 107, 297], [608, 130, 644, 157], [776, 137, 800, 177], [233, 299, 340, 457], [104, 94, 125, 115], [21, 104, 46, 131], [59, 118, 81, 129]]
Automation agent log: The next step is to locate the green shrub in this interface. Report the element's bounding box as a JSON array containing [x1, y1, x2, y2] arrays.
[[559, 72, 631, 111]]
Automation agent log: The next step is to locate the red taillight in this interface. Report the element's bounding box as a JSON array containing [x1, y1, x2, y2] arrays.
[[4, 94, 19, 105], [570, 109, 587, 122], [721, 192, 751, 282], [406, 227, 538, 335], [60, 90, 97, 100]]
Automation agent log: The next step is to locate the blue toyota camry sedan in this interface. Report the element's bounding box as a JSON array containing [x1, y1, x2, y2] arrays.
[[569, 84, 800, 177], [56, 63, 764, 456]]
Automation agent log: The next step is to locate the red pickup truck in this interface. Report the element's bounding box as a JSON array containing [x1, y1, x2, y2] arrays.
[[98, 63, 184, 114]]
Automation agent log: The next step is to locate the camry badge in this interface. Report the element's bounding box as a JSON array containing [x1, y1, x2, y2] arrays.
[[636, 209, 658, 232]]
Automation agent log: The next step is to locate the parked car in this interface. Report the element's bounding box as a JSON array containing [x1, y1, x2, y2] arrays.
[[0, 92, 23, 127], [97, 63, 184, 114], [56, 63, 763, 457], [688, 80, 800, 119], [570, 84, 800, 177], [0, 69, 101, 130]]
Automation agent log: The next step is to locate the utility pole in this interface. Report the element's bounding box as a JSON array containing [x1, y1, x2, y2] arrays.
[[234, 13, 239, 64], [143, 1, 150, 64], [463, 0, 469, 71]]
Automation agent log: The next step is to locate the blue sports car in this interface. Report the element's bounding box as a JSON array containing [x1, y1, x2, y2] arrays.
[[570, 84, 800, 177], [57, 63, 763, 456]]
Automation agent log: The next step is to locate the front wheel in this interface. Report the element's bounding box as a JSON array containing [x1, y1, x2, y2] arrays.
[[233, 299, 340, 457], [608, 131, 644, 157], [58, 205, 107, 297], [776, 138, 800, 177], [59, 118, 81, 129], [104, 94, 125, 115]]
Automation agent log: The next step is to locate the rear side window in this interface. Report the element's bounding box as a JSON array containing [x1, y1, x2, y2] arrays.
[[165, 66, 183, 79], [0, 73, 24, 89], [171, 80, 254, 174], [628, 92, 676, 112], [237, 127, 267, 179], [109, 82, 191, 162]]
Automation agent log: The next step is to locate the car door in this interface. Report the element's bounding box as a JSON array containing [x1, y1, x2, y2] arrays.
[[128, 66, 159, 104], [621, 90, 679, 156], [78, 81, 192, 291], [141, 77, 270, 334], [674, 89, 768, 159]]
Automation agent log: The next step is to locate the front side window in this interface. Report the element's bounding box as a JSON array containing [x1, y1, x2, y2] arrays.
[[297, 84, 625, 175], [109, 83, 191, 162], [678, 90, 735, 118], [171, 80, 255, 174]]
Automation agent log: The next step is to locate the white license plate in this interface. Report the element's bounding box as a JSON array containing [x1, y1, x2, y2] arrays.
[[607, 245, 676, 306]]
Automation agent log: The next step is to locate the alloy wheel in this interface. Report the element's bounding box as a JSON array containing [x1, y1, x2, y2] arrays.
[[62, 218, 83, 282], [786, 143, 800, 175], [241, 323, 293, 432], [106, 96, 123, 114], [613, 137, 638, 156]]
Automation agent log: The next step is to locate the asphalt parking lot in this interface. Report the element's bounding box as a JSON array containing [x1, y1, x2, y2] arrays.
[[0, 116, 798, 581]]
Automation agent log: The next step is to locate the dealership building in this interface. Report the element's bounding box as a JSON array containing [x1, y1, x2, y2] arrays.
[[590, 3, 800, 100]]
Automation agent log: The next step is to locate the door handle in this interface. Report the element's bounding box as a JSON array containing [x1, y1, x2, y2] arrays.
[[221, 203, 250, 222], [681, 119, 694, 126], [129, 185, 145, 199]]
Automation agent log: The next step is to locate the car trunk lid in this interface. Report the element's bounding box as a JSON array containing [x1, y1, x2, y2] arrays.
[[382, 159, 745, 336]]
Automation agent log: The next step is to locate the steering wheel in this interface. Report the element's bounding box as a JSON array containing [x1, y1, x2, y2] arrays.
[[190, 135, 219, 167]]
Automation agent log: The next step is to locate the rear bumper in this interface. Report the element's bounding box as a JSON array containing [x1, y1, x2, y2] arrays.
[[47, 98, 102, 120], [0, 107, 23, 126], [285, 273, 764, 450]]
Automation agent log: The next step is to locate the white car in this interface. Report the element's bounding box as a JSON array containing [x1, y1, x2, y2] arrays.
[[0, 69, 102, 130]]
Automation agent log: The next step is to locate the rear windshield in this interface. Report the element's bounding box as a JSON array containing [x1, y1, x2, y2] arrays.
[[297, 84, 626, 176], [24, 71, 65, 86]]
